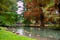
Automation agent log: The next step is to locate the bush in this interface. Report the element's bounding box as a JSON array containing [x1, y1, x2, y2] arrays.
[[0, 12, 19, 26]]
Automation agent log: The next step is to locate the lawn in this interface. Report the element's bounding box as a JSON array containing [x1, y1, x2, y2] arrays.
[[0, 27, 36, 40]]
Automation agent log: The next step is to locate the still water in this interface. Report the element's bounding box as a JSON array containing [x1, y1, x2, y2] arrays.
[[8, 27, 60, 40]]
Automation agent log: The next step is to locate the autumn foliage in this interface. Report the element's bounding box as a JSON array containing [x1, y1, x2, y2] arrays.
[[24, 0, 43, 21]]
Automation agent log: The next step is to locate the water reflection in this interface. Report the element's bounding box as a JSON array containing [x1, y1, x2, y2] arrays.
[[29, 34, 32, 37], [9, 27, 60, 40], [16, 29, 24, 35]]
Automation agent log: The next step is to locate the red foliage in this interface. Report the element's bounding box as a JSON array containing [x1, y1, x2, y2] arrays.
[[24, 7, 43, 20], [26, 2, 33, 9], [26, 0, 38, 9], [24, 11, 31, 18], [46, 7, 55, 11]]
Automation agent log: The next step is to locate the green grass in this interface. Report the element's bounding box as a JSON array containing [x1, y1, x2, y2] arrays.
[[0, 27, 36, 40]]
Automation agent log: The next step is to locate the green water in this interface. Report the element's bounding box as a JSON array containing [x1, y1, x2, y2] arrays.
[[9, 27, 60, 40]]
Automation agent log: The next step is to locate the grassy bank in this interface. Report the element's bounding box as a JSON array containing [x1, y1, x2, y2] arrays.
[[0, 27, 36, 40]]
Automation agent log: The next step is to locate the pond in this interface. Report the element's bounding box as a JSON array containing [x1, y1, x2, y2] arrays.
[[8, 27, 60, 40]]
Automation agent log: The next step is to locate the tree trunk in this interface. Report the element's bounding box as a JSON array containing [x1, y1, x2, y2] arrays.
[[40, 12, 45, 28]]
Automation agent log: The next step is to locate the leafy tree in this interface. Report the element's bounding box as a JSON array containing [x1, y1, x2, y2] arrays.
[[0, 12, 18, 26], [0, 0, 19, 26], [0, 0, 15, 12], [24, 0, 46, 27]]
